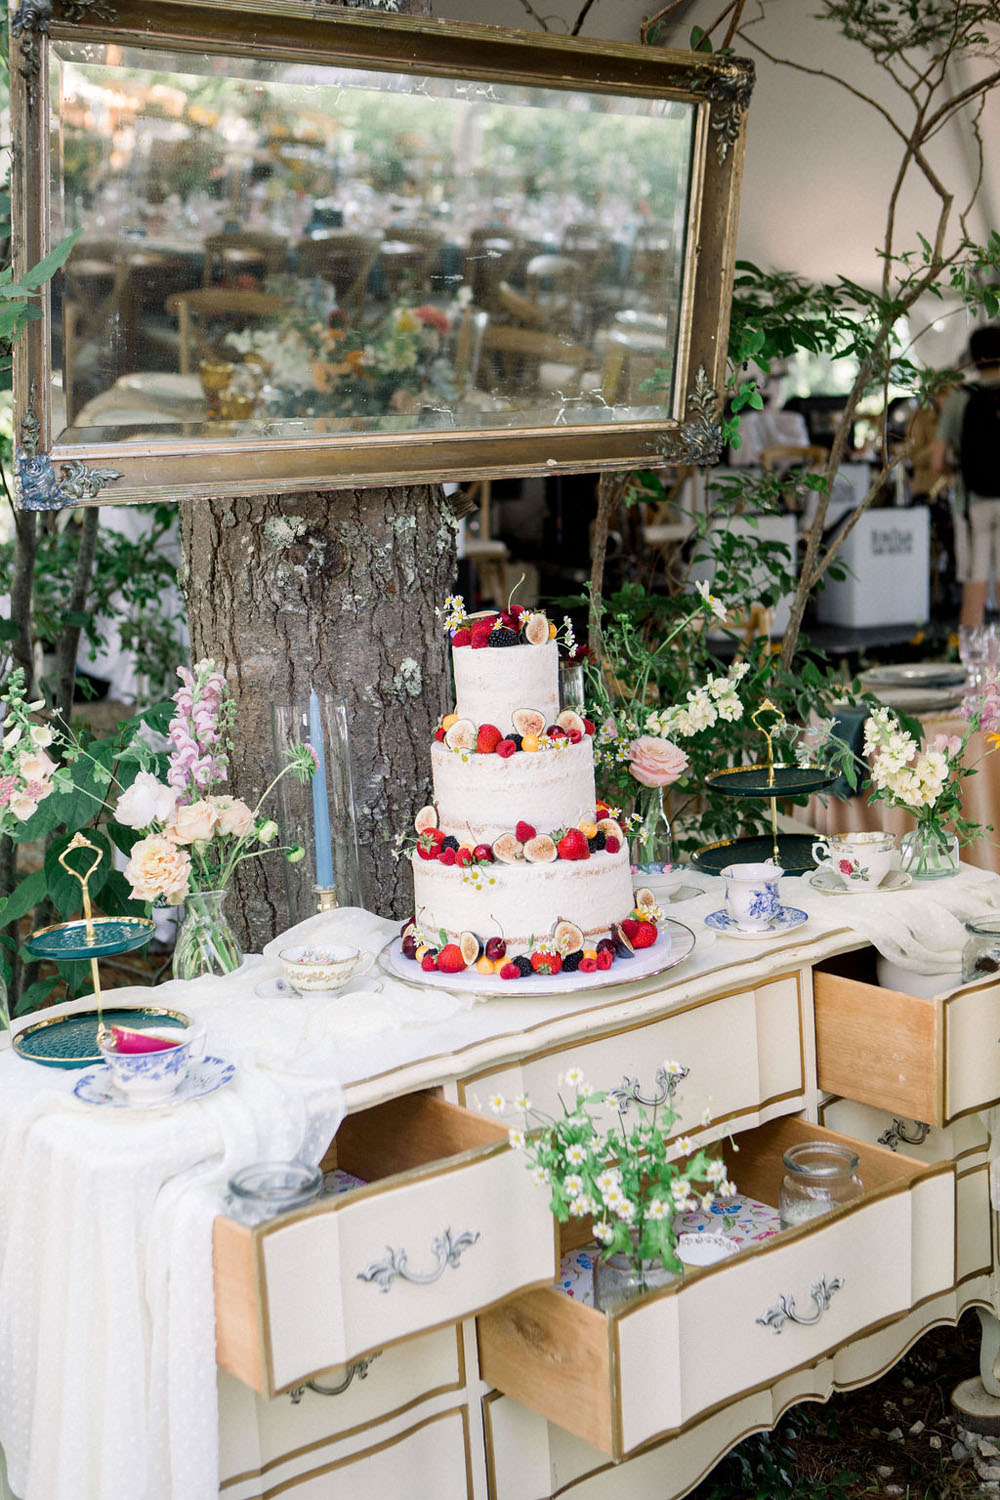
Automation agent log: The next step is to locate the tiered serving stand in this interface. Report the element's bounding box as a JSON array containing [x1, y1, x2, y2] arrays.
[[12, 832, 187, 1068]]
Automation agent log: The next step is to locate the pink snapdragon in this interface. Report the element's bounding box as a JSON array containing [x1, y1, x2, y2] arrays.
[[167, 659, 232, 797]]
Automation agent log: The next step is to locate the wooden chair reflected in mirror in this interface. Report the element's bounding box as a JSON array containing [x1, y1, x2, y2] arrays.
[[202, 231, 289, 287], [479, 323, 595, 405], [524, 254, 583, 336], [295, 232, 383, 324], [165, 288, 286, 374]]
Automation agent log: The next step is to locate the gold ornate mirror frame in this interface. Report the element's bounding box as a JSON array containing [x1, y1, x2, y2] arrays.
[[11, 1, 753, 507]]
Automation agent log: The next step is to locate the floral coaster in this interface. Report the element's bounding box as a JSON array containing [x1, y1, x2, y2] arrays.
[[321, 1168, 368, 1196], [555, 1194, 780, 1306]]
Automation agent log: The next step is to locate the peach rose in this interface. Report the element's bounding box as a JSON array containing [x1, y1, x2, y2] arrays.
[[208, 795, 254, 838], [124, 835, 192, 904], [165, 799, 220, 846], [627, 735, 689, 788]]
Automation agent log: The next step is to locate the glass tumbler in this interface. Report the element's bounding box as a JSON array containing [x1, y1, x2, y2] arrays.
[[778, 1141, 862, 1229], [226, 1160, 323, 1226], [961, 917, 1000, 984]]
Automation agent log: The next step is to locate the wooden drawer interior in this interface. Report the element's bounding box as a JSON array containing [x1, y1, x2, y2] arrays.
[[814, 951, 943, 1124], [477, 1114, 954, 1459]]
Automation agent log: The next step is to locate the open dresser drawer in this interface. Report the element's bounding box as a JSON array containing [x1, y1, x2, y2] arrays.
[[214, 1094, 557, 1398], [476, 1116, 955, 1461], [814, 950, 1000, 1125]]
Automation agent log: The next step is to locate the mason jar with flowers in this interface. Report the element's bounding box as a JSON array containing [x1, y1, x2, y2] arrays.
[[490, 1063, 734, 1310]]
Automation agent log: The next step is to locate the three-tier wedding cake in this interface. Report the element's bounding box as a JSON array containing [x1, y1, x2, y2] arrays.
[[398, 603, 663, 981]]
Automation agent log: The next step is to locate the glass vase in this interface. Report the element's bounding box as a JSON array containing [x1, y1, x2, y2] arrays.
[[172, 888, 244, 981], [593, 1249, 676, 1311], [900, 823, 960, 881], [629, 784, 673, 875]]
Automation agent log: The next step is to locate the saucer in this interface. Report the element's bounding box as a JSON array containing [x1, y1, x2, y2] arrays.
[[253, 976, 384, 999], [73, 1055, 235, 1109], [808, 868, 912, 896], [704, 905, 809, 940]]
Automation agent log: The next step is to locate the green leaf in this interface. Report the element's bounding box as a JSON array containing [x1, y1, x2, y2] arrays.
[[16, 978, 59, 1016], [17, 230, 81, 292], [0, 867, 47, 929]]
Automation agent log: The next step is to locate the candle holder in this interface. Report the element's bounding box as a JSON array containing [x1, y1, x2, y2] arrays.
[[272, 694, 363, 925]]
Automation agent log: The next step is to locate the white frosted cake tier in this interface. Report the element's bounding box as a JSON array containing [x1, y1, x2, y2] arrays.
[[411, 846, 635, 953], [430, 737, 597, 844], [452, 638, 559, 734]]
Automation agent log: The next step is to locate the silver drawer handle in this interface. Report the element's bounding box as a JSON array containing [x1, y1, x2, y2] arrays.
[[609, 1064, 690, 1116], [288, 1353, 380, 1404], [877, 1118, 931, 1152], [358, 1227, 480, 1293], [757, 1274, 844, 1333]]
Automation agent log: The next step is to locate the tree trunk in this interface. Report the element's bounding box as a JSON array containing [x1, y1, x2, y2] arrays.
[[179, 486, 454, 947]]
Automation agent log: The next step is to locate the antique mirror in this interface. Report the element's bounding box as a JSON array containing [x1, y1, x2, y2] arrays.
[[11, 2, 753, 506]]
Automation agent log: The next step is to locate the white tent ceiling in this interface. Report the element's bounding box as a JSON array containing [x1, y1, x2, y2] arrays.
[[433, 0, 1000, 368]]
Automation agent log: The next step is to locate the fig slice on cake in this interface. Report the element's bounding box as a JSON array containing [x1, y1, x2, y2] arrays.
[[458, 931, 483, 965], [597, 817, 626, 843], [523, 834, 557, 863], [492, 833, 524, 863], [414, 805, 439, 833], [511, 708, 546, 737], [523, 613, 550, 646], [552, 919, 585, 955], [556, 709, 586, 737], [444, 718, 478, 751], [634, 887, 657, 908]]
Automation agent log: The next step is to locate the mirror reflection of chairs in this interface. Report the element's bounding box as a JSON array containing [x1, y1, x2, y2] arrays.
[[296, 231, 383, 324], [463, 231, 520, 315], [478, 323, 594, 404], [524, 254, 583, 336], [374, 239, 438, 302], [165, 288, 286, 374], [202, 230, 289, 286]]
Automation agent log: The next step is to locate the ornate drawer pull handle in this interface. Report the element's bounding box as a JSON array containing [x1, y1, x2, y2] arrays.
[[358, 1227, 480, 1293], [877, 1118, 931, 1152], [609, 1063, 690, 1116], [757, 1274, 844, 1333], [288, 1353, 381, 1404]]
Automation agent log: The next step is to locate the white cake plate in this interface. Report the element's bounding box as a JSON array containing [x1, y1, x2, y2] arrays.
[[381, 919, 696, 998]]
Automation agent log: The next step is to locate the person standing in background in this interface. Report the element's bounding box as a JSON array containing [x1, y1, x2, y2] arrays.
[[933, 325, 1000, 628]]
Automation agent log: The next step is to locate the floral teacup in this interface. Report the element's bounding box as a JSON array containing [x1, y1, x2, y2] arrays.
[[97, 1025, 205, 1104], [812, 831, 896, 889], [278, 944, 375, 994], [720, 861, 783, 931]]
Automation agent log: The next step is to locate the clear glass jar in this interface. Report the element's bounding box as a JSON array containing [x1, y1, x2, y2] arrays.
[[592, 1250, 676, 1311], [172, 888, 244, 981], [778, 1141, 863, 1229], [961, 917, 1000, 984], [226, 1160, 323, 1226], [900, 824, 960, 881]]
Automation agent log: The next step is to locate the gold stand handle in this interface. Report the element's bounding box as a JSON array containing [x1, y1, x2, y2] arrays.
[[751, 700, 785, 864], [57, 832, 106, 1035]]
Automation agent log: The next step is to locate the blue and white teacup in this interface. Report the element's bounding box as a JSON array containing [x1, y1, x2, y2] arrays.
[[97, 1024, 206, 1104], [720, 861, 784, 931]]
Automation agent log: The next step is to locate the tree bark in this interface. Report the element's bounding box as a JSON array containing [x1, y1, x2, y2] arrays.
[[179, 485, 454, 947]]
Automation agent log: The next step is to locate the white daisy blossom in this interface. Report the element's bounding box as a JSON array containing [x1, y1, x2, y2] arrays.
[[614, 1196, 636, 1222], [569, 1195, 595, 1217], [561, 1066, 586, 1089], [468, 1091, 481, 1112], [508, 1128, 526, 1150], [603, 1185, 625, 1211], [705, 1159, 728, 1184], [564, 1174, 584, 1198], [676, 1136, 696, 1155], [664, 1060, 685, 1076], [671, 1178, 693, 1206], [701, 1106, 713, 1125], [514, 1093, 531, 1112], [720, 1179, 738, 1198], [531, 1166, 549, 1187], [700, 1192, 715, 1212], [695, 578, 729, 621], [647, 1198, 669, 1220], [488, 1093, 506, 1114], [593, 1220, 615, 1244], [564, 1142, 587, 1165], [596, 1169, 622, 1196]]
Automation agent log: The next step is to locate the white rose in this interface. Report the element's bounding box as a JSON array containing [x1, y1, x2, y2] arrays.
[[115, 771, 180, 830]]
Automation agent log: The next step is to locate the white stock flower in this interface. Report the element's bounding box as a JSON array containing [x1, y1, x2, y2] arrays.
[[115, 771, 180, 830]]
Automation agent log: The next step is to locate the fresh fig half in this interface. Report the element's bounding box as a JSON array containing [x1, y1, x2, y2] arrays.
[[552, 918, 585, 954], [512, 708, 546, 737], [556, 709, 586, 736], [634, 886, 657, 908], [459, 930, 483, 965], [610, 922, 636, 958], [414, 804, 439, 834], [523, 834, 558, 863], [523, 613, 550, 645], [492, 833, 524, 863], [444, 717, 478, 751]]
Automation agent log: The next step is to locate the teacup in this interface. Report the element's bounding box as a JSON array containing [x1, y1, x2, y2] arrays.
[[97, 1024, 206, 1104], [278, 943, 375, 994], [720, 861, 784, 931], [812, 831, 896, 889]]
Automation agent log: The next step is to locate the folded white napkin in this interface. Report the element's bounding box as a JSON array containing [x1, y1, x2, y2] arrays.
[[784, 863, 1000, 974]]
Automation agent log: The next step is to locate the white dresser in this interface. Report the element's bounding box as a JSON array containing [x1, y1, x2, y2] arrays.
[[213, 921, 1000, 1500]]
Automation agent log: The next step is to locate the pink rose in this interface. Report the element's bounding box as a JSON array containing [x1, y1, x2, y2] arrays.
[[627, 735, 689, 788], [208, 795, 254, 838], [165, 799, 220, 845], [124, 835, 192, 904]]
